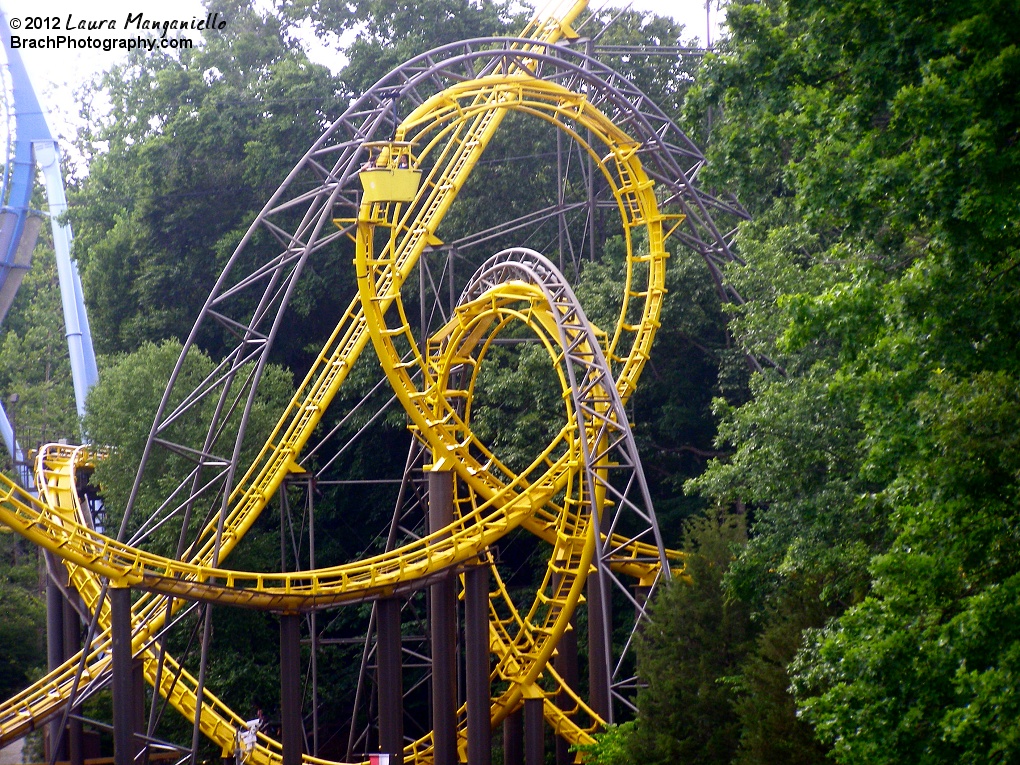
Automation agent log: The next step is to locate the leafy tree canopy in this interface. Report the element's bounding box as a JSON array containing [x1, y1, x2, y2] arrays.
[[281, 0, 523, 96], [70, 0, 344, 360], [681, 0, 1020, 761]]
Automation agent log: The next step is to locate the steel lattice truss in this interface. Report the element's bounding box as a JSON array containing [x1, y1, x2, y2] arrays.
[[456, 247, 670, 711]]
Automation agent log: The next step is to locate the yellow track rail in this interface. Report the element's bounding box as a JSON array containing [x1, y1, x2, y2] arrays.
[[0, 0, 687, 759], [416, 283, 609, 739]]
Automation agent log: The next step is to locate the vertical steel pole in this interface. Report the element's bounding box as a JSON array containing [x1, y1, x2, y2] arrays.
[[428, 470, 457, 765], [554, 583, 578, 765], [132, 660, 146, 752], [46, 571, 65, 763], [448, 249, 456, 317], [524, 697, 544, 765], [280, 614, 303, 765], [376, 598, 404, 765], [307, 482, 319, 758], [503, 707, 523, 765], [111, 587, 135, 765], [280, 486, 288, 575], [190, 608, 215, 765], [584, 38, 597, 264], [62, 591, 84, 765], [634, 585, 651, 619], [586, 571, 611, 721], [420, 251, 428, 345], [465, 564, 491, 765], [706, 0, 712, 49], [556, 129, 565, 274], [705, 0, 713, 133]]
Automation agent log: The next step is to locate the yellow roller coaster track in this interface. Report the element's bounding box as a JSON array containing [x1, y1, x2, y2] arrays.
[[0, 0, 689, 760]]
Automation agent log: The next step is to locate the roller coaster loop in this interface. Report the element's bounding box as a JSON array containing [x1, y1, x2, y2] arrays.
[[0, 1, 747, 762]]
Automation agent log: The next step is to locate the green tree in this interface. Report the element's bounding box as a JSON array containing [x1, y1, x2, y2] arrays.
[[70, 0, 344, 362], [82, 339, 293, 549], [0, 240, 79, 448], [585, 513, 751, 765], [283, 0, 522, 97], [682, 0, 1020, 761], [792, 373, 1020, 764], [0, 534, 45, 702], [80, 339, 294, 752]]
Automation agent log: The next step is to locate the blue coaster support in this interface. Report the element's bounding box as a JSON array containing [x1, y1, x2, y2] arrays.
[[0, 5, 99, 480]]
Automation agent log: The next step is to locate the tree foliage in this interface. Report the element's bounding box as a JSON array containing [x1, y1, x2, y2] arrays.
[[586, 513, 751, 765], [0, 241, 79, 445], [83, 339, 294, 551], [283, 0, 522, 97], [675, 0, 1020, 762], [70, 0, 344, 361], [0, 534, 45, 702]]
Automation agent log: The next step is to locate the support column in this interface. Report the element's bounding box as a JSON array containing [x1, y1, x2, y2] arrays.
[[465, 564, 491, 765], [586, 572, 611, 722], [280, 614, 303, 765], [376, 598, 403, 765], [584, 40, 597, 265], [503, 708, 523, 765], [307, 482, 319, 759], [554, 616, 578, 765], [133, 660, 146, 755], [62, 592, 84, 765], [111, 587, 135, 765], [46, 573, 66, 763], [634, 584, 651, 620], [429, 470, 457, 765], [524, 697, 544, 765]]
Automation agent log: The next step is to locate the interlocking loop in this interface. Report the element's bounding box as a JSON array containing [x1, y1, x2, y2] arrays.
[[0, 3, 733, 761]]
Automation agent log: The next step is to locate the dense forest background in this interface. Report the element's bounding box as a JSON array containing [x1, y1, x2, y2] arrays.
[[1, 0, 1018, 763]]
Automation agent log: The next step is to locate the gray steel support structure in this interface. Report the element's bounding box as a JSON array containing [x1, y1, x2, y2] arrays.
[[554, 606, 578, 765], [428, 470, 457, 765], [586, 571, 611, 721]]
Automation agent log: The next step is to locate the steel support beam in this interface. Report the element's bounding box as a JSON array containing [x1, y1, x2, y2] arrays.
[[503, 707, 523, 765], [465, 564, 491, 765], [586, 571, 611, 721], [62, 591, 84, 765], [634, 585, 651, 619], [554, 613, 578, 765], [524, 697, 544, 765], [584, 38, 597, 265], [428, 470, 457, 765], [132, 660, 146, 755], [46, 572, 66, 763], [307, 485, 319, 759], [376, 598, 404, 765], [111, 587, 135, 765], [280, 614, 303, 765]]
